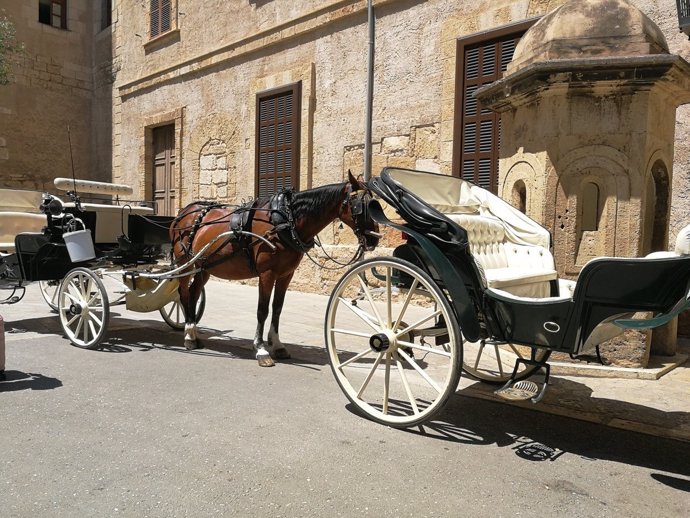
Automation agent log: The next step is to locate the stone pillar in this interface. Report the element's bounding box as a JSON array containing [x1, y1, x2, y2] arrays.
[[650, 319, 678, 357]]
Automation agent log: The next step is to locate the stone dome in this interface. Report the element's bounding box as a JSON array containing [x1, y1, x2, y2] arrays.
[[508, 0, 669, 74]]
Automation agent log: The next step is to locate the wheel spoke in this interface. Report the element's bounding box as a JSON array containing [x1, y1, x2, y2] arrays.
[[493, 343, 505, 377], [88, 318, 98, 344], [338, 297, 380, 332], [397, 339, 452, 358], [393, 278, 419, 332], [398, 348, 442, 394], [338, 348, 374, 369], [383, 352, 392, 414], [356, 273, 384, 327], [385, 267, 392, 328], [473, 341, 486, 370], [396, 309, 441, 338], [508, 343, 527, 359], [395, 353, 420, 415], [330, 328, 373, 339], [73, 317, 83, 339], [356, 351, 385, 398]]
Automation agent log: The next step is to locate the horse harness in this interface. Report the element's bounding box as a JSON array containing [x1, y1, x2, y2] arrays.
[[175, 184, 371, 275]]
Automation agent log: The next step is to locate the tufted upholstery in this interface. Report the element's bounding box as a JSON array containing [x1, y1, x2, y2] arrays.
[[442, 213, 557, 297], [384, 168, 558, 297]]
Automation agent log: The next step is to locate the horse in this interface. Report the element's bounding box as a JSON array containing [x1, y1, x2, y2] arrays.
[[169, 171, 380, 366]]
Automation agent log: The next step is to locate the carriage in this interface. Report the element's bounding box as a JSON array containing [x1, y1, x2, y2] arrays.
[[0, 178, 209, 348], [325, 167, 690, 427]]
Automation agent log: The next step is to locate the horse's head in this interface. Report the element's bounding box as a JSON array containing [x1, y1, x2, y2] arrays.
[[339, 171, 381, 251]]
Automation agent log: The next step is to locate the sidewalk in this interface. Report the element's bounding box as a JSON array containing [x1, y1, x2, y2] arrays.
[[3, 278, 689, 442]]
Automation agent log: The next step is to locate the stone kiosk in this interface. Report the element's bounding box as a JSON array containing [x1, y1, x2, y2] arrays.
[[476, 0, 690, 365]]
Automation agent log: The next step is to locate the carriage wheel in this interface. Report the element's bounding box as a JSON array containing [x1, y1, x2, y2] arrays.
[[57, 267, 110, 349], [462, 340, 550, 384], [159, 287, 206, 330], [39, 280, 60, 311], [325, 257, 462, 428]]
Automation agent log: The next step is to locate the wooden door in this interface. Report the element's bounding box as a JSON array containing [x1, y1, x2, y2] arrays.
[[152, 124, 175, 216]]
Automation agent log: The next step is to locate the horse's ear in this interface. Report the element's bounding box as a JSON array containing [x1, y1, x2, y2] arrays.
[[347, 169, 362, 189]]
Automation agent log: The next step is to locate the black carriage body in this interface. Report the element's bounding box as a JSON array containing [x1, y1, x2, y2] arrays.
[[61, 206, 174, 265], [369, 167, 690, 355]]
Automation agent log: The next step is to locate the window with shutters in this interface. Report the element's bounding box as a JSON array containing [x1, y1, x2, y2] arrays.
[[101, 0, 112, 31], [150, 0, 173, 39], [452, 21, 536, 193], [255, 83, 301, 199], [39, 0, 67, 30]]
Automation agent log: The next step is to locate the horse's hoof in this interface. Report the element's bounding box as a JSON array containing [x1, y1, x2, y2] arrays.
[[184, 339, 199, 350], [257, 355, 275, 367], [273, 348, 291, 360]]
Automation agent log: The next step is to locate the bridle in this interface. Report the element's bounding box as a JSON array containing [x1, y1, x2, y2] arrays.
[[339, 183, 376, 251], [303, 183, 378, 270]]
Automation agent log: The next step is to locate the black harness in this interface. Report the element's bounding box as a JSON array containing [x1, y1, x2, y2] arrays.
[[269, 189, 315, 252], [175, 183, 372, 274]]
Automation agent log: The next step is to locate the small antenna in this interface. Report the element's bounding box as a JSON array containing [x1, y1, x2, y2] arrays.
[[67, 125, 81, 209]]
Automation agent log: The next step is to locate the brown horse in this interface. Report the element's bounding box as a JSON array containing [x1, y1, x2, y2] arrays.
[[169, 172, 380, 366]]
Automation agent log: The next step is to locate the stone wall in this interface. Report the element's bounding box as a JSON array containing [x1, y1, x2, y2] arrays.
[[0, 0, 98, 190]]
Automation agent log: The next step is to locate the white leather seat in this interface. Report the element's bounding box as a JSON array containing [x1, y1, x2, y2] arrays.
[[445, 213, 557, 297]]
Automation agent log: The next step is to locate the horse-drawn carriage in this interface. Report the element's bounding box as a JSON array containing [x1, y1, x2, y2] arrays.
[[325, 167, 690, 427], [0, 178, 206, 348]]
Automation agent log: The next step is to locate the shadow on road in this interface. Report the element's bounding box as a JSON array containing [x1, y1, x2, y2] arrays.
[[0, 370, 63, 392], [360, 390, 690, 480]]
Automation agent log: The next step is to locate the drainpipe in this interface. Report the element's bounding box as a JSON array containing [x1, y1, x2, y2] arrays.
[[363, 0, 375, 181]]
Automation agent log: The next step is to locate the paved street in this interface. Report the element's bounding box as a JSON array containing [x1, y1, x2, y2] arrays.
[[1, 280, 690, 517]]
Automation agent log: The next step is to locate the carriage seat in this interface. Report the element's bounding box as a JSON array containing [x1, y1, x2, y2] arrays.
[[0, 189, 46, 253], [443, 213, 557, 297]]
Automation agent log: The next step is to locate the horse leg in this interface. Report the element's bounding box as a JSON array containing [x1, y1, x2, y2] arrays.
[[267, 273, 294, 360], [254, 273, 276, 367], [182, 271, 209, 350]]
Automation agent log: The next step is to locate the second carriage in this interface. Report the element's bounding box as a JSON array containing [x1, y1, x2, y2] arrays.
[[0, 178, 208, 348]]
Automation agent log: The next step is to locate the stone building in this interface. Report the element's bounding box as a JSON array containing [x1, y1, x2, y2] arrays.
[[0, 0, 113, 190], [1, 0, 689, 289]]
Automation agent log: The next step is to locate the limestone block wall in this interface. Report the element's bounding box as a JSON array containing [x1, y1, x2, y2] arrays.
[[0, 0, 96, 190]]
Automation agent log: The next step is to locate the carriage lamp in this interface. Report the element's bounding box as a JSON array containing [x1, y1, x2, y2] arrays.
[[678, 0, 690, 38]]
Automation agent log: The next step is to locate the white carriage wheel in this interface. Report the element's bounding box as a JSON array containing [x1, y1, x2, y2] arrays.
[[325, 257, 462, 428], [159, 287, 206, 330], [462, 339, 550, 385], [58, 267, 110, 349], [38, 279, 60, 311]]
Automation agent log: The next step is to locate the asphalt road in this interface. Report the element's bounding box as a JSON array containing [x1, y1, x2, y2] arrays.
[[1, 281, 689, 517]]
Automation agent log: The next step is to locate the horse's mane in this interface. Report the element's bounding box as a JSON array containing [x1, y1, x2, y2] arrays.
[[290, 182, 346, 220]]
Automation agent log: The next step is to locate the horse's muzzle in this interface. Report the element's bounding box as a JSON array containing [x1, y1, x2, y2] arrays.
[[364, 230, 381, 251]]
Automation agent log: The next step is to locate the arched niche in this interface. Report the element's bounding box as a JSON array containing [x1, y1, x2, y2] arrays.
[[511, 179, 527, 213], [547, 146, 632, 275], [642, 159, 670, 255]]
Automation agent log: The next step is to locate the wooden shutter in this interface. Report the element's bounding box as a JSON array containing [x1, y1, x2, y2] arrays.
[[150, 0, 171, 38], [255, 83, 301, 198], [152, 125, 176, 216], [453, 22, 535, 193]]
